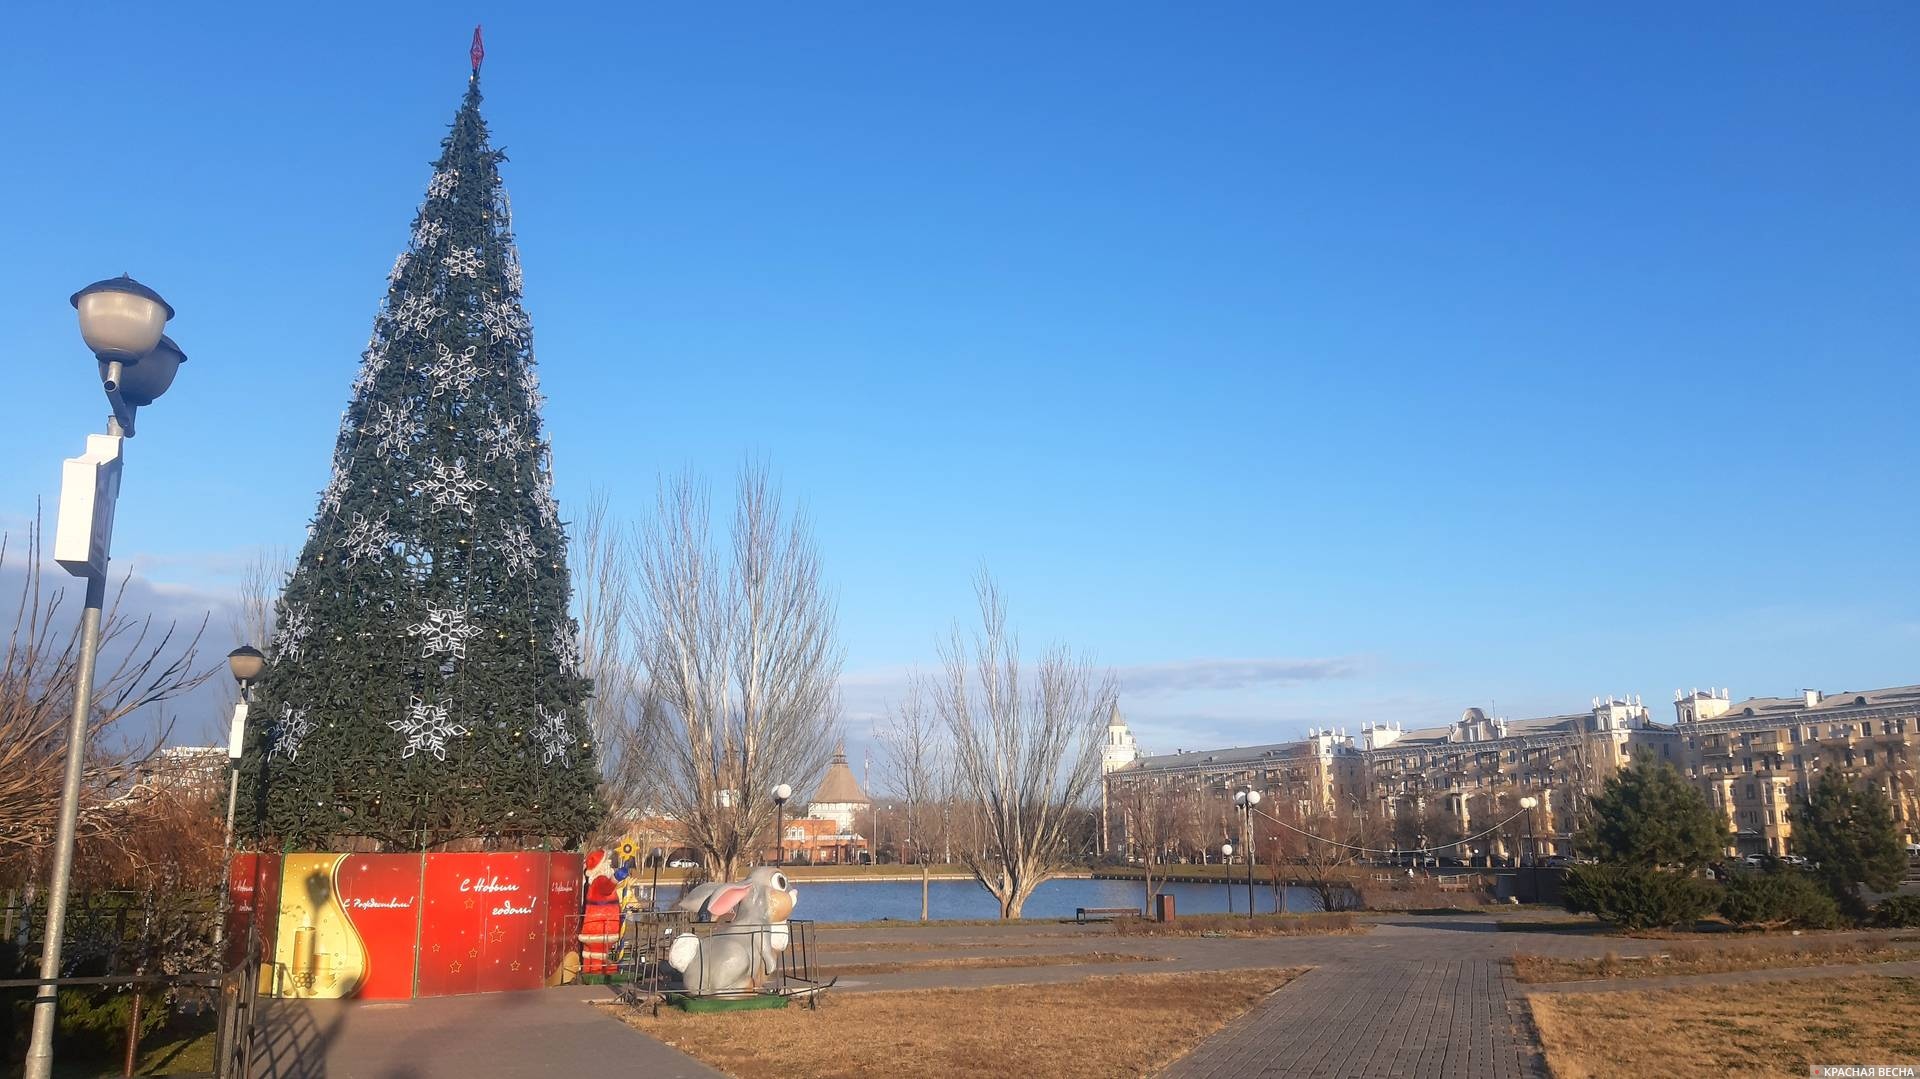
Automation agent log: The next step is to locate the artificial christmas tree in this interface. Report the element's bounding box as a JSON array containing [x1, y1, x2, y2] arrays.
[[237, 48, 600, 852]]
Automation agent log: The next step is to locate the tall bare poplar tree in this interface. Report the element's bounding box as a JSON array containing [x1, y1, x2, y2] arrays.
[[937, 576, 1113, 918], [571, 490, 651, 842], [632, 467, 841, 880]]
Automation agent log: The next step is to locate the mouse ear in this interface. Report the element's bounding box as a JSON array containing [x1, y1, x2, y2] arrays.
[[704, 884, 752, 919]]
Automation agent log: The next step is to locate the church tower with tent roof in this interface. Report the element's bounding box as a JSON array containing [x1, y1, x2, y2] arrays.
[[806, 746, 870, 834]]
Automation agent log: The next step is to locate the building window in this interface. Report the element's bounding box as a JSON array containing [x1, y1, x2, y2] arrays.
[[1742, 758, 1752, 773], [1746, 784, 1757, 799]]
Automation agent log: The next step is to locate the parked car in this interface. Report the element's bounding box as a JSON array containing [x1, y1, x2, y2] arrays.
[[1781, 855, 1811, 868], [667, 859, 699, 869], [1541, 855, 1573, 869], [1741, 854, 1768, 867]]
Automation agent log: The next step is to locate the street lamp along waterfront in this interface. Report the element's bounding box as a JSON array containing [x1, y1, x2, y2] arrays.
[[1233, 788, 1262, 919], [772, 783, 793, 867], [1220, 843, 1234, 914], [26, 275, 184, 1079], [1519, 795, 1541, 903]]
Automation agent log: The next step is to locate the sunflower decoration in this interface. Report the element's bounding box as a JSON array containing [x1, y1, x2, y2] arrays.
[[616, 838, 639, 867]]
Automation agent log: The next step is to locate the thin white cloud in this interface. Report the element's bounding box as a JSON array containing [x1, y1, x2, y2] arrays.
[[1115, 656, 1364, 695]]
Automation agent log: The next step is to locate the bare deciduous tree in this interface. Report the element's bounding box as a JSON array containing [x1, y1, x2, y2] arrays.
[[877, 680, 953, 918], [936, 576, 1114, 919], [632, 467, 842, 881], [1115, 776, 1184, 912], [876, 679, 950, 863], [572, 489, 651, 844], [0, 517, 214, 884]]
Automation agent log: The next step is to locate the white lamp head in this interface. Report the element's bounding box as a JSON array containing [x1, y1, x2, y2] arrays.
[[72, 275, 172, 363], [773, 783, 793, 804]]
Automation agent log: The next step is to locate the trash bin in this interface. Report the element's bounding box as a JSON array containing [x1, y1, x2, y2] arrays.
[[1155, 893, 1175, 923]]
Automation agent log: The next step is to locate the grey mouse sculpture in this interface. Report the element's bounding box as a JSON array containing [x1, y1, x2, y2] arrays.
[[666, 867, 798, 995]]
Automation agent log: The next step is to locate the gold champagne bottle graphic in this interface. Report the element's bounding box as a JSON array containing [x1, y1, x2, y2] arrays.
[[275, 855, 370, 998]]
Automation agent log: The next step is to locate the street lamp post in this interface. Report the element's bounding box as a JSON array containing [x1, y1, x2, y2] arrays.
[[213, 647, 265, 949], [26, 276, 184, 1079], [1233, 788, 1262, 919], [1220, 843, 1234, 914], [1519, 796, 1540, 903], [772, 784, 792, 867], [649, 848, 665, 912]]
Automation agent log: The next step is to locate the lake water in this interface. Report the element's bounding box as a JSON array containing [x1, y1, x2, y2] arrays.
[[781, 876, 1334, 923]]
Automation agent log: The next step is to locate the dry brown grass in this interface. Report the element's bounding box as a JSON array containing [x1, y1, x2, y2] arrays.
[[810, 934, 1083, 953], [1111, 912, 1364, 938], [1529, 975, 1920, 1078], [625, 967, 1304, 1078], [1511, 934, 1917, 983], [819, 951, 1158, 976]]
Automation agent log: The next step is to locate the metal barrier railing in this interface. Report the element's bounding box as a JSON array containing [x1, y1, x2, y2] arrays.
[[0, 937, 257, 1079]]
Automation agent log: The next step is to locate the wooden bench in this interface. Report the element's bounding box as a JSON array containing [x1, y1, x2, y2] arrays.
[[1075, 907, 1143, 923]]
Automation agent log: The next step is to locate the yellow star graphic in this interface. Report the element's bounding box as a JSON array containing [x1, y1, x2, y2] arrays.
[[431, 943, 441, 953], [489, 926, 506, 943], [463, 898, 475, 909], [449, 960, 461, 973], [510, 960, 521, 971], [527, 931, 537, 940], [468, 947, 478, 958]]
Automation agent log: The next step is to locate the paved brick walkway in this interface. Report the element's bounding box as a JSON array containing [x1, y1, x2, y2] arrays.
[[251, 984, 721, 1079], [1157, 928, 1545, 1079]]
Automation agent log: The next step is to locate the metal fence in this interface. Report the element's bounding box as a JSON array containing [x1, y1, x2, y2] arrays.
[[2, 889, 243, 1077]]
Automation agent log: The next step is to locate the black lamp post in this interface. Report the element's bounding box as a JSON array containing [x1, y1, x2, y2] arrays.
[[1520, 795, 1540, 902], [649, 847, 665, 912], [1233, 788, 1261, 918], [773, 783, 792, 867], [1221, 843, 1234, 914]]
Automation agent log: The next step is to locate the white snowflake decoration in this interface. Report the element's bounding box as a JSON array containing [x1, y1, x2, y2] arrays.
[[389, 696, 468, 761], [503, 247, 525, 294], [408, 603, 480, 661], [412, 458, 487, 515], [444, 245, 484, 278], [269, 704, 315, 762], [532, 705, 572, 766], [316, 466, 348, 520], [518, 364, 544, 414], [423, 342, 479, 399], [336, 511, 399, 566], [477, 414, 522, 462], [499, 520, 540, 578], [479, 299, 527, 344], [365, 401, 418, 457], [411, 218, 445, 252], [552, 619, 581, 675], [427, 168, 460, 200], [277, 606, 313, 663], [533, 473, 560, 530], [350, 350, 387, 397], [389, 292, 444, 338]]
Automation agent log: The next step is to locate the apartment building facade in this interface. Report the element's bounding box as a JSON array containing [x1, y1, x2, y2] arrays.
[[1101, 683, 1919, 861]]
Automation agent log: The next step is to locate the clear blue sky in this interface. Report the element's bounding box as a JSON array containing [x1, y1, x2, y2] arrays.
[[1, 5, 1915, 755]]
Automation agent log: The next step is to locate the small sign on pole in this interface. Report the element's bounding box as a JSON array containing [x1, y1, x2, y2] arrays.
[[54, 434, 124, 579]]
